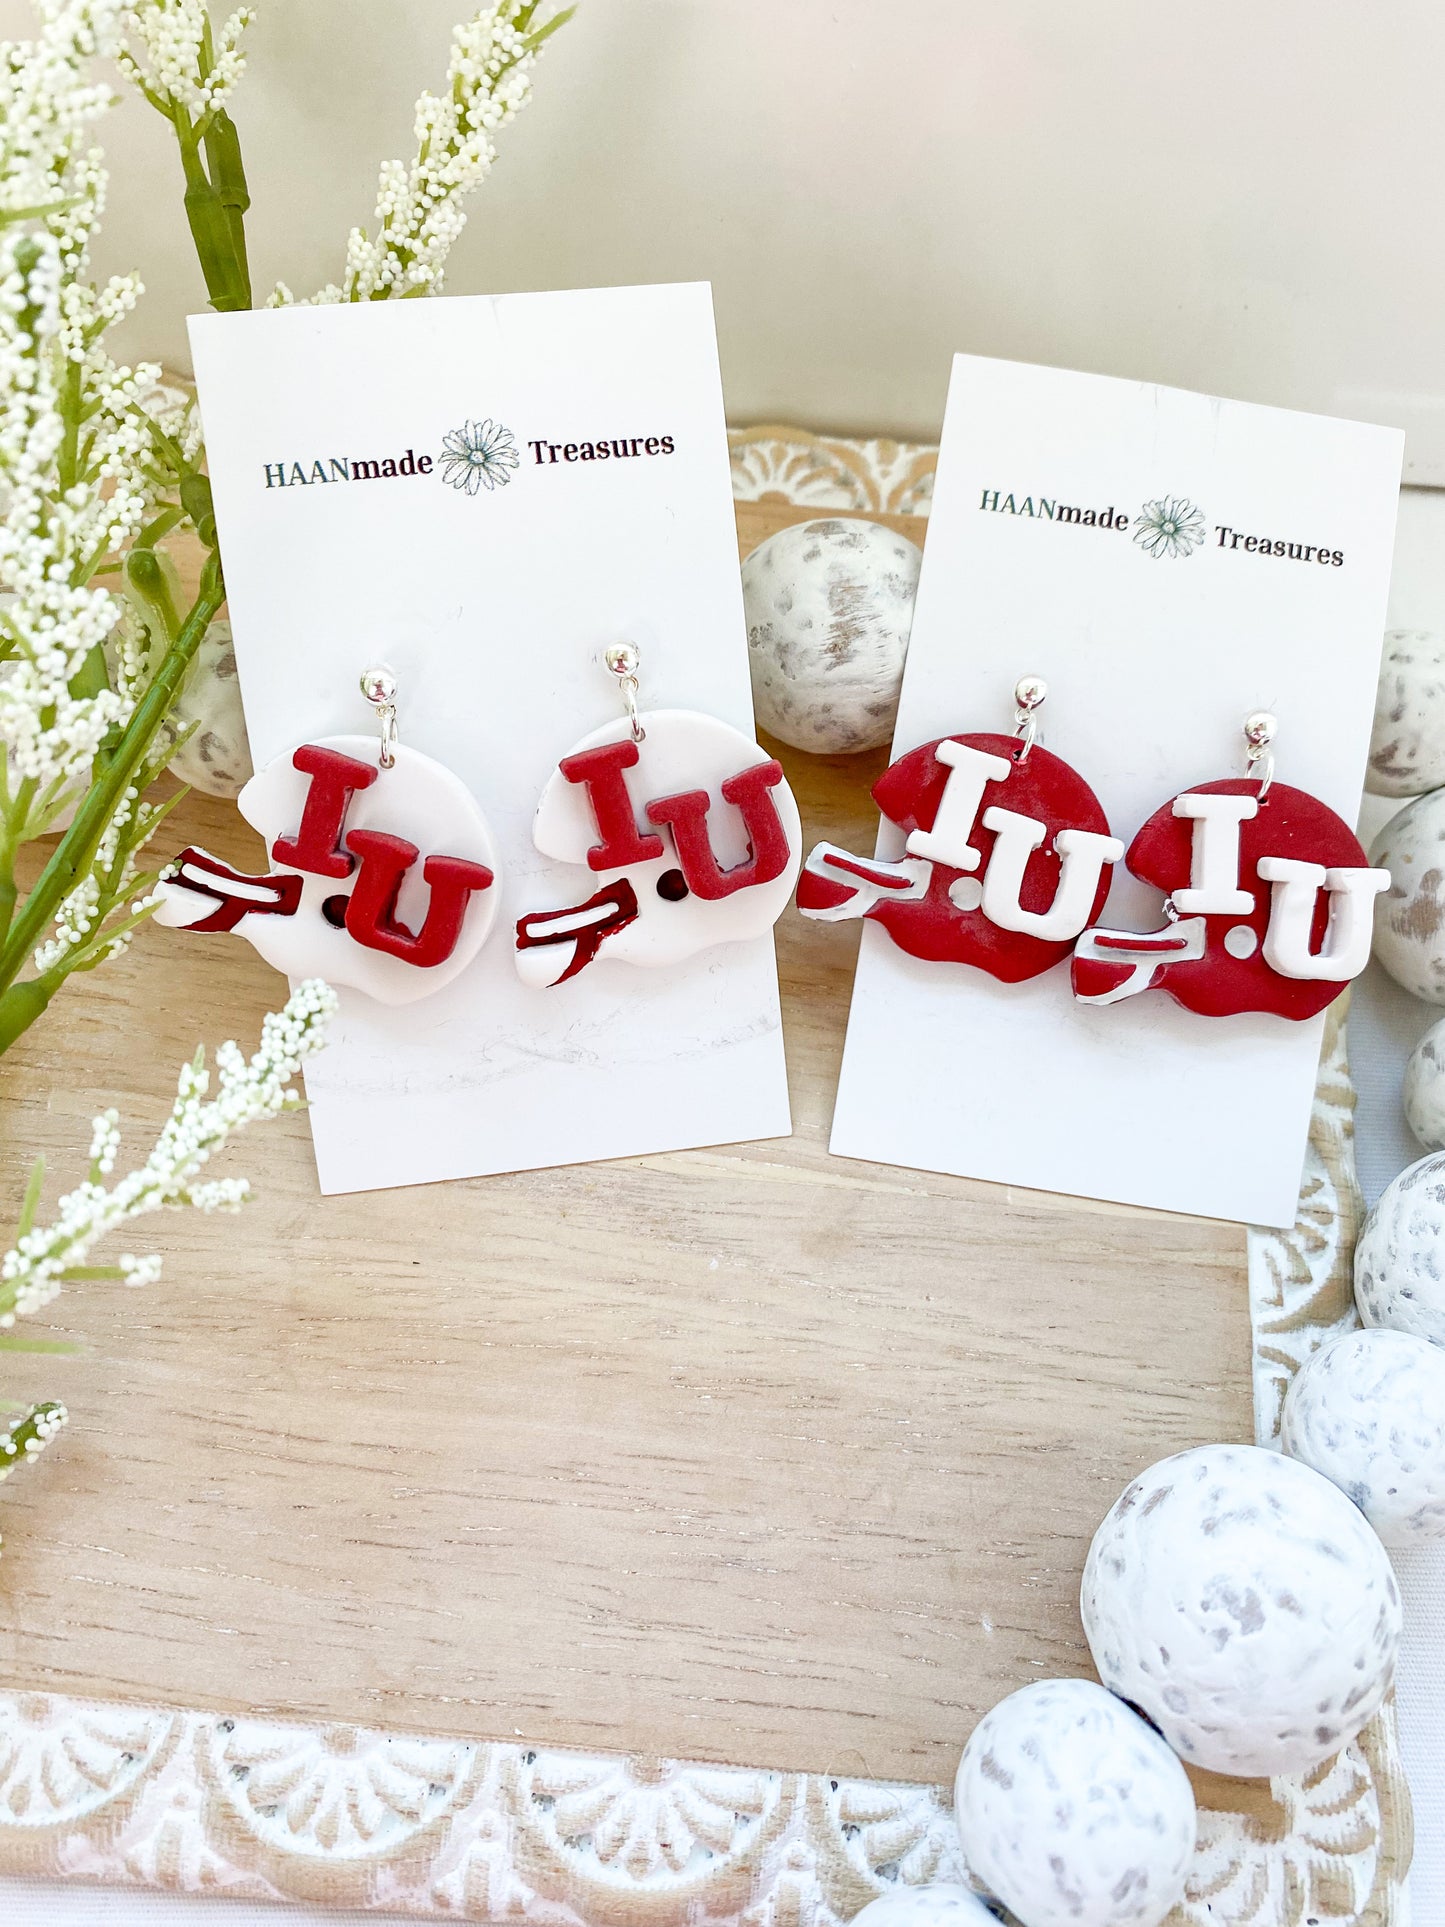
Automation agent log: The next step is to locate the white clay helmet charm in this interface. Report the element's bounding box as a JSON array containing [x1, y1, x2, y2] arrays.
[[154, 669, 501, 1006], [515, 646, 802, 986]]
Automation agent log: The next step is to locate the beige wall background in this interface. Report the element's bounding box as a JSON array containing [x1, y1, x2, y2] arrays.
[[8, 0, 1445, 477]]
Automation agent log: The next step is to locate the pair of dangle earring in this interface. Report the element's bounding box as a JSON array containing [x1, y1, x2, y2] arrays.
[[156, 650, 805, 1005], [798, 682, 1388, 1021]]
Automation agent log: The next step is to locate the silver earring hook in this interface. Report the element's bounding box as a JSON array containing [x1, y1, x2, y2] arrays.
[[1244, 709, 1276, 799], [604, 641, 645, 744], [1012, 675, 1047, 760], [360, 664, 398, 769]]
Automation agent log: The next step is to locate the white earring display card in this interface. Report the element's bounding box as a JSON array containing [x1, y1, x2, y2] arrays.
[[189, 283, 792, 1194], [827, 355, 1402, 1226]]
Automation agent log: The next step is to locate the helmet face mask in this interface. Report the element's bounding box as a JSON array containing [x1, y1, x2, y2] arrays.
[[798, 731, 1123, 983], [153, 734, 501, 1006], [1071, 778, 1389, 1020], [515, 708, 803, 989]]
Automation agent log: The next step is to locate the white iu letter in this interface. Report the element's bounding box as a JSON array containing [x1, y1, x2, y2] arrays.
[[905, 740, 1013, 872], [1171, 791, 1258, 914], [980, 810, 1123, 941], [1256, 859, 1390, 981], [905, 738, 1121, 941]]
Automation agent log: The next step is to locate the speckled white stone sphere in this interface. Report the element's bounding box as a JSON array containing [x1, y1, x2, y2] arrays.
[[851, 1886, 997, 1927], [1369, 631, 1445, 796], [1355, 1150, 1445, 1344], [1404, 1016, 1445, 1151], [1370, 791, 1445, 1003], [158, 618, 253, 797], [1081, 1444, 1401, 1779], [954, 1679, 1195, 1927], [743, 518, 920, 754], [1281, 1328, 1445, 1546]]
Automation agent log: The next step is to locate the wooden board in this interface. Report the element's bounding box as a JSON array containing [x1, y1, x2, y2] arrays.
[[0, 500, 1251, 1788]]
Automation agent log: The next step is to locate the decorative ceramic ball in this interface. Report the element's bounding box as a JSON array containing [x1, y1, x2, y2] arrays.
[[742, 517, 920, 753], [157, 618, 253, 798], [1371, 791, 1445, 1004], [1405, 1016, 1445, 1151], [954, 1679, 1195, 1927], [1355, 1150, 1445, 1344], [851, 1887, 997, 1927], [1081, 1444, 1401, 1778], [1369, 631, 1445, 796], [1281, 1328, 1445, 1545]]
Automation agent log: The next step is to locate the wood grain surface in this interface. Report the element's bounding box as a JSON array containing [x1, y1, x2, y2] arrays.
[[0, 503, 1252, 1787]]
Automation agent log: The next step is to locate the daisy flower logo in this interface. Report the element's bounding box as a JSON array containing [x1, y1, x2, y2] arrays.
[[1133, 495, 1206, 559], [440, 418, 520, 495]]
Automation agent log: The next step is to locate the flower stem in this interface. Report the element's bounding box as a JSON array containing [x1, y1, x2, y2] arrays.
[[0, 558, 226, 1048], [175, 108, 252, 312]]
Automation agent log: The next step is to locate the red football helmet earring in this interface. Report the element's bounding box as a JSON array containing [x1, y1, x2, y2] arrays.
[[1072, 711, 1389, 1020], [797, 677, 1124, 983]]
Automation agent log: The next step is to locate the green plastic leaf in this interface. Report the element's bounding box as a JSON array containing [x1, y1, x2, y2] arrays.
[[67, 641, 112, 703], [179, 473, 213, 526]]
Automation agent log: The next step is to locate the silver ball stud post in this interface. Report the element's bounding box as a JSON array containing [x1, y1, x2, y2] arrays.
[[1244, 709, 1277, 798], [360, 665, 398, 708], [360, 664, 399, 769], [604, 641, 645, 743], [1014, 674, 1048, 713], [1012, 674, 1047, 760]]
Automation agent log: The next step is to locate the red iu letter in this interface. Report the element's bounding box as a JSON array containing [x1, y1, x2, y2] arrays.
[[273, 744, 377, 878], [560, 740, 665, 872], [344, 829, 494, 967], [644, 759, 791, 902]]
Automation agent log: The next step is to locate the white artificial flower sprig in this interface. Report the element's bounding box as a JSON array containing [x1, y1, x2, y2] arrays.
[[0, 204, 172, 967], [0, 255, 159, 795], [117, 0, 256, 313], [30, 772, 175, 973], [0, 0, 169, 832], [275, 0, 572, 307], [117, 0, 251, 119], [0, 0, 118, 228], [1, 978, 336, 1334]]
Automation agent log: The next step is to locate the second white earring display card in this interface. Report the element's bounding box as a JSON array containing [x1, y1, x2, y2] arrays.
[[190, 283, 791, 1193], [830, 355, 1402, 1226]]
